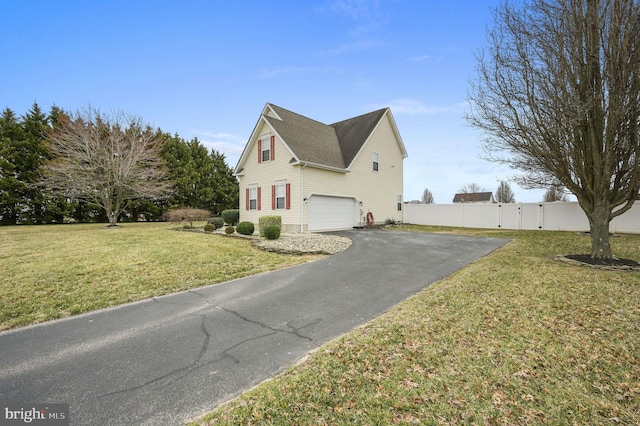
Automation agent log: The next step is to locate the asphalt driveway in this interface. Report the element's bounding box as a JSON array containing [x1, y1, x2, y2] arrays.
[[0, 230, 507, 425]]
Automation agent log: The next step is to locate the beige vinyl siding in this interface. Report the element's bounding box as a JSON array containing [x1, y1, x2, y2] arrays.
[[300, 114, 404, 225], [348, 114, 404, 223], [238, 122, 301, 230]]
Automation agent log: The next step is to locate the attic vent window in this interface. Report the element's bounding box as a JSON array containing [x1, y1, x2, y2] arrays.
[[372, 152, 379, 172]]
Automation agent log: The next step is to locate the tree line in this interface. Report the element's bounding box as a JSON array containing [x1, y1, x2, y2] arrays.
[[0, 103, 238, 225]]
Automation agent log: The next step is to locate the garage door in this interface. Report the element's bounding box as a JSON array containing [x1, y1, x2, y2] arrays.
[[308, 196, 357, 231]]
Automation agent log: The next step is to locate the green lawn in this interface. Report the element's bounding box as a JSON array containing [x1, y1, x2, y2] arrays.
[[194, 226, 640, 425], [0, 222, 322, 331]]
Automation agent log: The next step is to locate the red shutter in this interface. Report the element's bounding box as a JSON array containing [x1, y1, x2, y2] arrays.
[[245, 188, 250, 210], [257, 186, 262, 210], [270, 135, 275, 161], [257, 140, 262, 163], [271, 185, 276, 210], [286, 183, 291, 209]]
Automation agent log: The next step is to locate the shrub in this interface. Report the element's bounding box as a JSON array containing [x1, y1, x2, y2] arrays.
[[225, 226, 235, 235], [236, 221, 255, 236], [207, 217, 224, 229], [204, 223, 215, 233], [258, 215, 282, 237], [262, 225, 281, 240], [163, 208, 211, 225], [222, 209, 240, 226]]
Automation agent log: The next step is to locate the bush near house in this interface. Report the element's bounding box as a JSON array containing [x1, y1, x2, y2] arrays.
[[222, 209, 240, 226], [163, 208, 211, 226], [224, 226, 235, 234], [207, 217, 224, 229], [259, 216, 282, 237], [203, 223, 215, 233], [262, 225, 281, 240], [236, 221, 255, 236]]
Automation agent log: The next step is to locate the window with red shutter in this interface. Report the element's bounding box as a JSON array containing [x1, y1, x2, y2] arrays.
[[248, 186, 258, 210], [259, 134, 271, 163], [274, 182, 287, 210]]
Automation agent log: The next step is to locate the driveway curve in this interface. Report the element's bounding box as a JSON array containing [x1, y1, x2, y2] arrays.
[[0, 230, 507, 425]]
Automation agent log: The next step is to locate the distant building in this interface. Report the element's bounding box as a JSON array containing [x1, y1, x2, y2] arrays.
[[452, 192, 495, 204]]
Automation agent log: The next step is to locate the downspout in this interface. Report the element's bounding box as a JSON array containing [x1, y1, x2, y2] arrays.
[[300, 163, 307, 233]]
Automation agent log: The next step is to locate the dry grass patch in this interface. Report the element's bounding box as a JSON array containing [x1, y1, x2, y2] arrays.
[[195, 227, 640, 425], [0, 222, 322, 330]]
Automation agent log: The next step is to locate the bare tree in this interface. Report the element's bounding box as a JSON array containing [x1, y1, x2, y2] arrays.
[[467, 0, 640, 259], [495, 181, 515, 203], [543, 185, 569, 202], [421, 187, 435, 204], [459, 183, 485, 194], [41, 107, 172, 226]]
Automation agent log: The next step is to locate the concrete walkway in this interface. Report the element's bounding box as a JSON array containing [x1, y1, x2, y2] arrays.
[[0, 230, 508, 425]]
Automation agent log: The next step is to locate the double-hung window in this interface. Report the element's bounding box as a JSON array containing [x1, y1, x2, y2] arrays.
[[259, 134, 273, 163], [249, 186, 258, 210], [271, 181, 290, 210], [372, 152, 379, 171], [275, 182, 286, 210]]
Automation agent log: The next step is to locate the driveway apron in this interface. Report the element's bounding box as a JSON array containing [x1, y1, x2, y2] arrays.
[[0, 230, 508, 425]]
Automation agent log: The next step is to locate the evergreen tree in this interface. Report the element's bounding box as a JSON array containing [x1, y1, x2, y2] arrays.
[[0, 108, 26, 225], [160, 134, 238, 215], [21, 103, 68, 223]]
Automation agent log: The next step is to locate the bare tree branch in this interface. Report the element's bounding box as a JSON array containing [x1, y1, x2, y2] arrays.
[[40, 106, 172, 226], [467, 0, 640, 259]]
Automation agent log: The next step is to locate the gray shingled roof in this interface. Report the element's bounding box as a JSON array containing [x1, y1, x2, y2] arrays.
[[452, 192, 494, 203], [264, 104, 388, 170]]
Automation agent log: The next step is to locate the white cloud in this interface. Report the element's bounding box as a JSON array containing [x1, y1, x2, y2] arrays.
[[316, 39, 385, 56], [408, 54, 441, 63], [379, 98, 468, 115], [258, 66, 309, 79], [326, 0, 387, 36]]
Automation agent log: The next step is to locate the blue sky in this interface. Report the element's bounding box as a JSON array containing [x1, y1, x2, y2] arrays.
[[1, 0, 549, 203]]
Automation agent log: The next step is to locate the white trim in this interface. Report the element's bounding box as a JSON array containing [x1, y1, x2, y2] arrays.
[[291, 160, 350, 173]]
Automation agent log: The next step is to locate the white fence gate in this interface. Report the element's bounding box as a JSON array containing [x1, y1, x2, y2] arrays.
[[403, 202, 640, 234]]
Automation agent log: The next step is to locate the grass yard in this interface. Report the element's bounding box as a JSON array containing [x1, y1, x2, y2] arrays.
[[0, 222, 322, 331], [194, 226, 640, 425]]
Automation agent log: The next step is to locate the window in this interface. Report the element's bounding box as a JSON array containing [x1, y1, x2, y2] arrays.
[[397, 194, 403, 211], [258, 134, 274, 163], [248, 185, 259, 210], [272, 182, 290, 210], [262, 141, 270, 162], [276, 183, 286, 209], [372, 152, 379, 171]]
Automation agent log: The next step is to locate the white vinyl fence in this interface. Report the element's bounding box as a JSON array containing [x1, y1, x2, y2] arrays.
[[403, 201, 640, 234]]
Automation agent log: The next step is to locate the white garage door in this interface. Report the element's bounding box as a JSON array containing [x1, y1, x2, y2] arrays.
[[308, 196, 356, 231]]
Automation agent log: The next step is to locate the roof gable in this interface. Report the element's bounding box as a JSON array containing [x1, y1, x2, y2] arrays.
[[331, 108, 388, 167], [235, 103, 406, 174], [265, 104, 345, 169]]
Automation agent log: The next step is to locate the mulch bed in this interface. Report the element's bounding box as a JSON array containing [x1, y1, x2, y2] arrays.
[[556, 254, 640, 271]]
